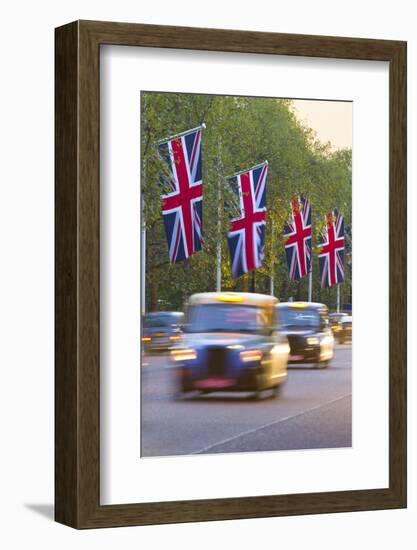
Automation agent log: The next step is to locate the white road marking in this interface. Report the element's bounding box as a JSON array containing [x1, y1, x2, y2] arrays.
[[192, 393, 352, 454]]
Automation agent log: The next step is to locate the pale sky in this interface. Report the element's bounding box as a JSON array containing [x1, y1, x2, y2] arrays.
[[292, 99, 352, 151]]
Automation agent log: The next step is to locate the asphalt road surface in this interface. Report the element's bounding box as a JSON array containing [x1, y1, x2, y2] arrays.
[[141, 345, 352, 457]]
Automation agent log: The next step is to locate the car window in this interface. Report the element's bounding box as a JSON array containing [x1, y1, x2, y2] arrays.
[[278, 307, 320, 328], [185, 304, 269, 334], [144, 314, 177, 328]]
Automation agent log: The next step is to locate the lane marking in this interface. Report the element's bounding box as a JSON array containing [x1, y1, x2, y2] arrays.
[[192, 393, 352, 454]]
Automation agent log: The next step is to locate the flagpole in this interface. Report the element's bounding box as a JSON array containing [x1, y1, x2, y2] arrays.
[[157, 123, 206, 145], [226, 160, 268, 180], [141, 213, 146, 315], [141, 165, 146, 316], [308, 270, 312, 302], [216, 188, 222, 292], [270, 219, 275, 296], [216, 138, 223, 292]]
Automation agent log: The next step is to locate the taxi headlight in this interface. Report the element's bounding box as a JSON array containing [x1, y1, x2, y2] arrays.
[[321, 334, 334, 346], [307, 336, 319, 345], [171, 348, 197, 361], [271, 344, 290, 355], [169, 334, 182, 341], [240, 349, 262, 363]]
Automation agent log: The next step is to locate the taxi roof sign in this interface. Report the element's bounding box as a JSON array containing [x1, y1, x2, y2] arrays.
[[216, 293, 244, 303], [188, 292, 278, 307], [277, 301, 329, 314]]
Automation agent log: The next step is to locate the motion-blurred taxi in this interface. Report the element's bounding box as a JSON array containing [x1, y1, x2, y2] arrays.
[[329, 312, 348, 341], [142, 311, 184, 353], [275, 302, 334, 368], [171, 292, 289, 399], [338, 315, 352, 344]]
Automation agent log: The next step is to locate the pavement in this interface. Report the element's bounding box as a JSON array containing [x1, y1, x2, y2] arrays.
[[141, 345, 352, 457]]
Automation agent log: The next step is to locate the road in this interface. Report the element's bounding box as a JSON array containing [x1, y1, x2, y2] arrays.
[[141, 345, 352, 457]]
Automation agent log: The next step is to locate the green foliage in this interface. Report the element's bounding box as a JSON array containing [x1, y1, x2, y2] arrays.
[[141, 92, 352, 311]]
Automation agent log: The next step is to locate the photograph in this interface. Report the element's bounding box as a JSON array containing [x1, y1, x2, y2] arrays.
[[0, 0, 409, 539], [140, 91, 352, 458]]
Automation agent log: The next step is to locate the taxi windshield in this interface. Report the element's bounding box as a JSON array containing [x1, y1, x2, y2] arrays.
[[279, 307, 320, 328], [185, 304, 269, 334]]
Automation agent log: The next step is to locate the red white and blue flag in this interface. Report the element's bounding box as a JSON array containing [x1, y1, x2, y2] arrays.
[[283, 196, 312, 280], [318, 210, 345, 288], [158, 126, 203, 263], [226, 162, 268, 278]]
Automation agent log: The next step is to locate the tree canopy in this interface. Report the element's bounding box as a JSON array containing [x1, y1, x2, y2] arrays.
[[141, 91, 352, 312]]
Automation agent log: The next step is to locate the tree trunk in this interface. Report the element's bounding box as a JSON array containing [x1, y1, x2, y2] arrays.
[[242, 273, 249, 292], [250, 271, 256, 293]]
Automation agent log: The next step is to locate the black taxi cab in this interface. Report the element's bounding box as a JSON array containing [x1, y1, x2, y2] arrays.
[[275, 302, 334, 368], [329, 312, 348, 342], [338, 315, 352, 344], [170, 292, 290, 399]]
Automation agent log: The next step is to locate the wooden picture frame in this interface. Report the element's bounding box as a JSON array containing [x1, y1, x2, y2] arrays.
[[55, 20, 406, 529]]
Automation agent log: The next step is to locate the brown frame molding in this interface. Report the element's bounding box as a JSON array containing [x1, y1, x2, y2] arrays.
[[55, 20, 407, 529]]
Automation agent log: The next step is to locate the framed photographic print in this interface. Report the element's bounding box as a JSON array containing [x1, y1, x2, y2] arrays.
[[55, 20, 406, 528]]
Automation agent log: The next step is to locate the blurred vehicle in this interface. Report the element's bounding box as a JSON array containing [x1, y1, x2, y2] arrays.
[[171, 292, 289, 399], [142, 311, 184, 353], [275, 302, 334, 368], [337, 315, 352, 344], [329, 312, 349, 341]]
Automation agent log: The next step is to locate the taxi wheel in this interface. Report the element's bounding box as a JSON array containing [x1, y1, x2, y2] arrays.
[[173, 389, 189, 400], [174, 382, 192, 400], [316, 360, 330, 369], [272, 384, 283, 398], [250, 390, 264, 401]]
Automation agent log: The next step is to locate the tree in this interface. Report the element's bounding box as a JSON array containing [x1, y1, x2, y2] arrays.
[[141, 92, 352, 311]]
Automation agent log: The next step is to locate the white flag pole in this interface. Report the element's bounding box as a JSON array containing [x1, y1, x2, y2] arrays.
[[157, 123, 206, 145], [227, 160, 269, 179], [308, 270, 312, 302], [141, 156, 147, 316], [270, 218, 275, 296], [141, 212, 146, 315], [216, 181, 222, 292], [216, 137, 223, 292]]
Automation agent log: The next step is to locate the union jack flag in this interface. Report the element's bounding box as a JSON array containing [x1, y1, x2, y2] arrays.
[[318, 210, 345, 288], [226, 162, 268, 278], [158, 126, 203, 263], [283, 196, 312, 280]]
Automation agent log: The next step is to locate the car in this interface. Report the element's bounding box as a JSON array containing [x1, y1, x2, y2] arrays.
[[142, 311, 184, 353], [170, 292, 289, 399], [275, 302, 334, 368], [338, 315, 352, 344], [329, 312, 349, 340]]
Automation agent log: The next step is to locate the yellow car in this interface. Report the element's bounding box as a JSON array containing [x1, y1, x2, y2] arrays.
[[171, 292, 289, 399]]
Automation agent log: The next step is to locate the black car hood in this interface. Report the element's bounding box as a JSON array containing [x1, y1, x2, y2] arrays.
[[181, 332, 267, 348]]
